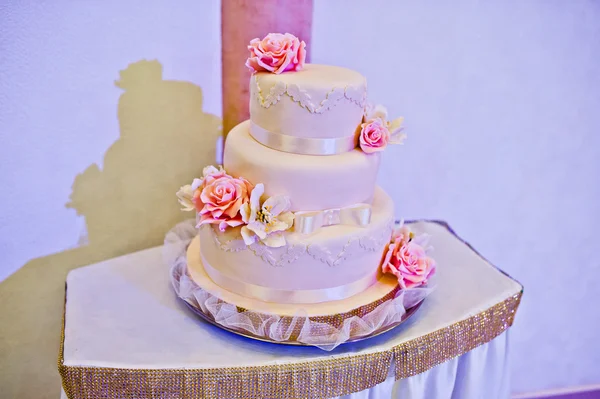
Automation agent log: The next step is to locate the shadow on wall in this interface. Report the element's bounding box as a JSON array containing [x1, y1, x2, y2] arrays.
[[68, 59, 220, 259], [0, 60, 221, 399]]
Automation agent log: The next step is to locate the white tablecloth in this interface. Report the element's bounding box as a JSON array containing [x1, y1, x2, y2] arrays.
[[59, 221, 522, 399]]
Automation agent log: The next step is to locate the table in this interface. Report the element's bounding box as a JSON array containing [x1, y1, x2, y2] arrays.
[[58, 221, 522, 399]]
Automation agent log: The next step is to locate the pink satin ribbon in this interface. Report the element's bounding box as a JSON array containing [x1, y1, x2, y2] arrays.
[[250, 122, 357, 155], [202, 253, 380, 304]]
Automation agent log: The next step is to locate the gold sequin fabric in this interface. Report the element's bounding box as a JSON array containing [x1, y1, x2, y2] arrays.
[[58, 291, 522, 399]]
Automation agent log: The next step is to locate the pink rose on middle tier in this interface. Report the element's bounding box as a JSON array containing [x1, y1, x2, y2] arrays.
[[382, 231, 436, 289], [195, 173, 254, 232], [359, 118, 391, 153]]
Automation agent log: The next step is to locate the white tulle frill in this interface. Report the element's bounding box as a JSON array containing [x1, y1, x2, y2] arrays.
[[164, 220, 434, 351]]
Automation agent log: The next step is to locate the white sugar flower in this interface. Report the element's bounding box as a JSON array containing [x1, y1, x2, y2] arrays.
[[176, 184, 196, 211], [388, 116, 407, 145], [202, 165, 222, 177], [176, 178, 203, 211], [364, 103, 389, 122], [191, 178, 203, 191], [363, 103, 406, 146], [240, 183, 295, 248]]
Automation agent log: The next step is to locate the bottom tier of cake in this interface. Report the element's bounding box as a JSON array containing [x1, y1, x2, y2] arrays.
[[196, 186, 395, 304]]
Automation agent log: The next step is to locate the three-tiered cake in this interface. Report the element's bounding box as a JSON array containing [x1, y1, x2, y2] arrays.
[[174, 33, 435, 346]]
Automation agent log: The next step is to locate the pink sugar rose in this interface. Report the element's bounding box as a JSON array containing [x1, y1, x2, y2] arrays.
[[191, 166, 232, 212], [246, 33, 306, 74], [359, 118, 391, 154], [198, 168, 230, 190], [195, 175, 254, 232], [382, 235, 436, 289]]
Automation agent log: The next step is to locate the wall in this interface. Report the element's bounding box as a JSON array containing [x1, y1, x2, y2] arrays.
[[0, 2, 221, 398], [1, 0, 599, 397], [0, 0, 222, 280], [313, 0, 600, 394]]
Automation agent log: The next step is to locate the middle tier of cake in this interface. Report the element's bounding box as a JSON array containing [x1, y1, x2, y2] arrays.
[[195, 187, 395, 304], [224, 120, 381, 212]]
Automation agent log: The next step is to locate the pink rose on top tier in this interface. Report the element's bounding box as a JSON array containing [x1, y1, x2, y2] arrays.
[[382, 226, 436, 289], [359, 118, 391, 154], [246, 33, 306, 74], [195, 171, 254, 232]]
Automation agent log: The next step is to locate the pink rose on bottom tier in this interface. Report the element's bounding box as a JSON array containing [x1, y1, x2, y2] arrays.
[[196, 174, 254, 232], [359, 118, 391, 153], [382, 229, 436, 289], [197, 165, 230, 191]]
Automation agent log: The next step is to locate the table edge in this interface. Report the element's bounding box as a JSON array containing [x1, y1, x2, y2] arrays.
[[58, 219, 524, 399]]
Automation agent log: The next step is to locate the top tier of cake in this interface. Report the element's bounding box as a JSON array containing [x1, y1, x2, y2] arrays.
[[249, 64, 367, 152]]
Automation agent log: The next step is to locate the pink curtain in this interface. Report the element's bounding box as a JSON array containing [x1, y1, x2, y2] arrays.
[[221, 0, 313, 136]]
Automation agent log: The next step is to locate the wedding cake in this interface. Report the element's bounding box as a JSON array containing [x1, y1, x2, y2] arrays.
[[174, 33, 435, 345]]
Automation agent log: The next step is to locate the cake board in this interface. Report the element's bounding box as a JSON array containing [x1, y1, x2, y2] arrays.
[[173, 225, 432, 349], [182, 234, 424, 345]]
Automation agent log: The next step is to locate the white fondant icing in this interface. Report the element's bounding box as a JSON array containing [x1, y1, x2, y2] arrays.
[[198, 187, 395, 299], [253, 76, 366, 114], [208, 219, 392, 270], [249, 64, 367, 140], [224, 120, 380, 212]]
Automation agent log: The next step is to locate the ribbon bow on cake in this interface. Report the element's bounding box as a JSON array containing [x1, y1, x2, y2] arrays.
[[294, 204, 372, 234]]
